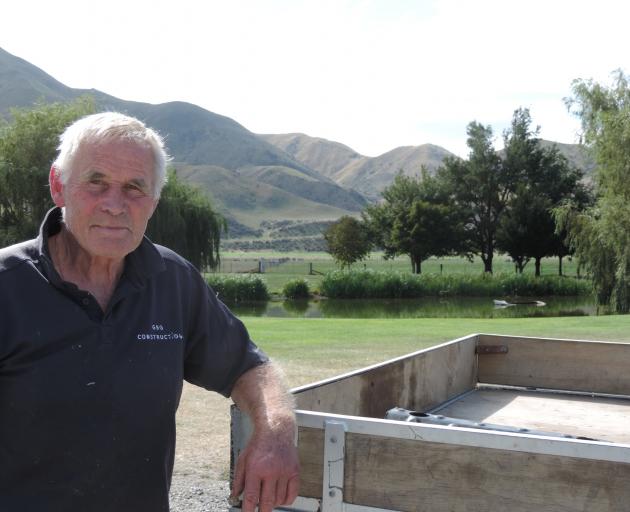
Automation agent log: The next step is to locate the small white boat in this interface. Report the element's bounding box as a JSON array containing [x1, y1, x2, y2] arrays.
[[494, 299, 546, 307]]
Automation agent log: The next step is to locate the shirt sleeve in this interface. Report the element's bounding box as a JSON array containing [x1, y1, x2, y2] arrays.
[[182, 269, 269, 397]]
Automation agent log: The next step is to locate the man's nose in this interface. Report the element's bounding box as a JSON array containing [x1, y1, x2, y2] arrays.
[[100, 186, 127, 215]]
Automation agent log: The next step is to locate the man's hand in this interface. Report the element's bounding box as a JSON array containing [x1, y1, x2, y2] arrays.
[[231, 424, 300, 512], [230, 363, 300, 512]]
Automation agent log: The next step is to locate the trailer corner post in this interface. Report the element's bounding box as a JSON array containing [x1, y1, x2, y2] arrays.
[[322, 420, 347, 512]]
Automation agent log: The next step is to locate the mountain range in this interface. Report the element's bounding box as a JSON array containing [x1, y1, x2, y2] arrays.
[[0, 46, 595, 239]]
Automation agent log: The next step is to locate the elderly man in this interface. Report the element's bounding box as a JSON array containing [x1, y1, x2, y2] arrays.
[[0, 113, 299, 511]]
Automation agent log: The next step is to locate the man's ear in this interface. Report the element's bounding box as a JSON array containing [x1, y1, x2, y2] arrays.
[[49, 166, 65, 207]]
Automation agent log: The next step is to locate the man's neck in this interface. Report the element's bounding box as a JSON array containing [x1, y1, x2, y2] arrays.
[[48, 227, 124, 311]]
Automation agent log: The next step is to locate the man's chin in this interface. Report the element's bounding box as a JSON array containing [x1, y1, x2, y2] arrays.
[[85, 238, 139, 260]]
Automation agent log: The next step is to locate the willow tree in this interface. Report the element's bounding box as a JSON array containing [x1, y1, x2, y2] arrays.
[[147, 170, 226, 270], [557, 70, 630, 312], [0, 97, 96, 246]]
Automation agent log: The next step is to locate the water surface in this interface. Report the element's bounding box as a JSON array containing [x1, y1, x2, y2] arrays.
[[229, 296, 602, 319]]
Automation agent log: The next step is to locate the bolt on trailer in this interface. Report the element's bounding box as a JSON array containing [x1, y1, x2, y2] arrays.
[[231, 334, 630, 512]]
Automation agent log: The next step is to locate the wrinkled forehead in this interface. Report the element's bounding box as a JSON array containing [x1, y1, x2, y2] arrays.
[[70, 138, 156, 181]]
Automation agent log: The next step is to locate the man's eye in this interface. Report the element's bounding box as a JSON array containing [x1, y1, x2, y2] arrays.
[[125, 184, 146, 196]]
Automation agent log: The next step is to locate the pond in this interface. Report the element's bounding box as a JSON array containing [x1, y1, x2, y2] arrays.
[[228, 295, 604, 319]]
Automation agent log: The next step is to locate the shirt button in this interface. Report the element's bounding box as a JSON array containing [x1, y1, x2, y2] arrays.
[[82, 298, 90, 305]]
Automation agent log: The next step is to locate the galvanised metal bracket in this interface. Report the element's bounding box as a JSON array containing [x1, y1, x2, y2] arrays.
[[322, 420, 347, 512]]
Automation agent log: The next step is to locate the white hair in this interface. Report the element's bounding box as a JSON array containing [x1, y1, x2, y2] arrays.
[[53, 112, 169, 198]]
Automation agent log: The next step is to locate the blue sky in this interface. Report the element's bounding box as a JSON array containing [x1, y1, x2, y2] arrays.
[[3, 0, 629, 157]]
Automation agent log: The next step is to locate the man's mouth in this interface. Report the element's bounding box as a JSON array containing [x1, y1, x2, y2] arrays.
[[92, 225, 131, 233]]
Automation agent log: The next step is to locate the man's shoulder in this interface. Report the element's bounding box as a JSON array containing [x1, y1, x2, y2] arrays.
[[0, 239, 38, 274], [146, 243, 211, 295], [147, 242, 209, 285], [151, 243, 195, 271]]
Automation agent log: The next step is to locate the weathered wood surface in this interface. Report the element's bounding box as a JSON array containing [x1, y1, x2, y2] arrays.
[[477, 335, 630, 394], [296, 427, 324, 498], [294, 336, 478, 418], [342, 433, 630, 512], [435, 388, 630, 444]]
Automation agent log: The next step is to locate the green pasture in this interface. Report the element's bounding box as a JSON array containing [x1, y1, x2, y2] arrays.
[[211, 253, 581, 295], [242, 315, 630, 386]]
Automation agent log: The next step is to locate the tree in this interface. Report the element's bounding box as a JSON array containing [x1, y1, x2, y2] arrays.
[[393, 199, 465, 274], [557, 70, 630, 312], [323, 215, 371, 268], [363, 172, 423, 267], [147, 170, 226, 270], [497, 188, 557, 275], [496, 108, 590, 275], [0, 97, 96, 246], [436, 122, 512, 273], [363, 170, 466, 273]]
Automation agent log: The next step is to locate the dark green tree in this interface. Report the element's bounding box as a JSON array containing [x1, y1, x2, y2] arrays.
[[0, 97, 96, 246], [497, 108, 590, 276], [496, 188, 557, 275], [392, 199, 465, 273], [147, 170, 226, 271], [323, 215, 371, 268], [363, 170, 467, 273], [557, 70, 630, 311], [437, 122, 512, 273], [363, 171, 423, 266]]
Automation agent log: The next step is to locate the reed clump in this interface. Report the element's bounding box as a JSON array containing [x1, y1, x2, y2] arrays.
[[205, 274, 270, 302], [282, 278, 310, 299], [320, 270, 592, 299]]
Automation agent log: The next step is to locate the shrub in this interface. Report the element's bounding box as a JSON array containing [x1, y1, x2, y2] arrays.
[[320, 270, 592, 299], [205, 274, 269, 302], [283, 278, 310, 299]]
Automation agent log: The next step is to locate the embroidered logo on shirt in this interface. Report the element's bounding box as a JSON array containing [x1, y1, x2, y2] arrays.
[[136, 324, 184, 341]]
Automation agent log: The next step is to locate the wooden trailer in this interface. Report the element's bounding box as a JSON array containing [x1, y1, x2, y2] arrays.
[[231, 334, 630, 512]]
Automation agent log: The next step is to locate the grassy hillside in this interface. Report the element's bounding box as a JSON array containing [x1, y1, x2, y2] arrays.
[[262, 131, 456, 198], [336, 143, 454, 197], [238, 165, 367, 211], [0, 47, 76, 114], [538, 139, 596, 178], [106, 99, 315, 172], [174, 164, 355, 230], [259, 133, 364, 178], [266, 132, 598, 199]]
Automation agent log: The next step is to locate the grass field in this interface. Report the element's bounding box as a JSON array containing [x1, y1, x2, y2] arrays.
[[173, 314, 630, 483], [211, 253, 582, 294]]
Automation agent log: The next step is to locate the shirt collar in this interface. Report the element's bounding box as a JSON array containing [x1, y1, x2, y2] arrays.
[[36, 207, 166, 288]]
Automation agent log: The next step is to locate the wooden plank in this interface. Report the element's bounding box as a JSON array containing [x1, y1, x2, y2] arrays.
[[343, 432, 630, 512], [294, 335, 478, 418], [435, 388, 630, 444], [477, 334, 630, 394], [296, 427, 324, 499]]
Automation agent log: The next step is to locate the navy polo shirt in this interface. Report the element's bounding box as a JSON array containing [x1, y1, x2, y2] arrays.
[[0, 208, 268, 511]]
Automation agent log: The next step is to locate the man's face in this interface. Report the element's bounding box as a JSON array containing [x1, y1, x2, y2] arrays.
[[50, 139, 159, 261]]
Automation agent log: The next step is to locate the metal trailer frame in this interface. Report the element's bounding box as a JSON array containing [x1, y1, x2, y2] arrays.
[[230, 334, 630, 512]]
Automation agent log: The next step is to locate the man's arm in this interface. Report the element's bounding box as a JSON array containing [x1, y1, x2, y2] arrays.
[[230, 362, 300, 512]]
